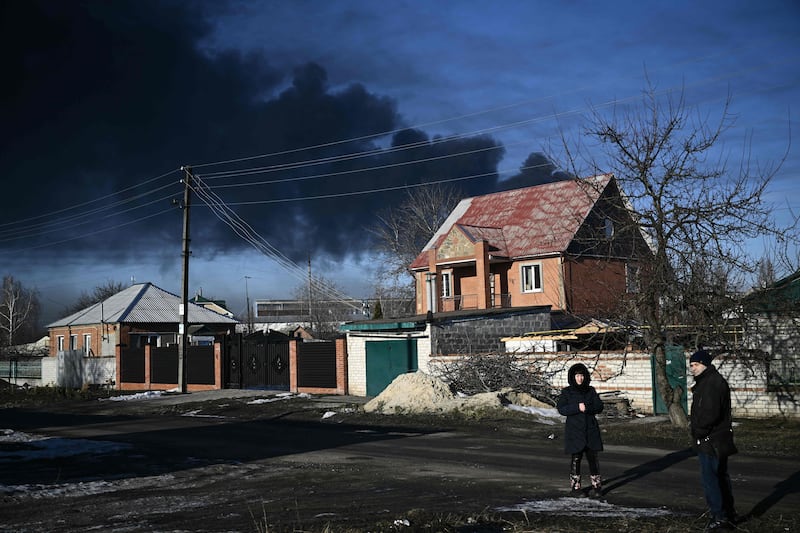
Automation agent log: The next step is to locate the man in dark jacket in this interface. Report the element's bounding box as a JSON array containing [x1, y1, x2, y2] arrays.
[[689, 348, 737, 531], [557, 363, 604, 498]]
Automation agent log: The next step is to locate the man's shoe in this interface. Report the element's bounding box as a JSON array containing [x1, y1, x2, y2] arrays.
[[705, 519, 734, 531]]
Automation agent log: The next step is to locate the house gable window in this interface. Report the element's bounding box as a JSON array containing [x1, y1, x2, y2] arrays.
[[521, 263, 543, 293], [604, 217, 614, 239], [626, 263, 640, 293], [441, 271, 452, 298]]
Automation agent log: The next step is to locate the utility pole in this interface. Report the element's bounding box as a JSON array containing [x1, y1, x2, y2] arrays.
[[307, 253, 312, 330], [244, 276, 253, 334], [178, 166, 193, 394]]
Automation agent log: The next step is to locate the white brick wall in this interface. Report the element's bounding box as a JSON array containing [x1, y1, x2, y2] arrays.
[[345, 325, 433, 397], [503, 338, 800, 418]]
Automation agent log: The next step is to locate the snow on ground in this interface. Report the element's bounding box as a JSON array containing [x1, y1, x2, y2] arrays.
[[247, 392, 310, 404], [496, 497, 674, 518], [101, 389, 177, 401], [0, 429, 132, 462]]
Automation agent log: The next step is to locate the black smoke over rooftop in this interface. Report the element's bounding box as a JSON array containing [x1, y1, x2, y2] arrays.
[[0, 0, 562, 268]]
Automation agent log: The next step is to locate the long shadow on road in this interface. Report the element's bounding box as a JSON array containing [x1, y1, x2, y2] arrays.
[[0, 406, 437, 486], [602, 447, 695, 494], [743, 469, 800, 521]]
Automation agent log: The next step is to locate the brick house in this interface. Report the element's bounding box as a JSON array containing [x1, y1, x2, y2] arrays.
[[410, 175, 652, 316], [47, 282, 238, 357]]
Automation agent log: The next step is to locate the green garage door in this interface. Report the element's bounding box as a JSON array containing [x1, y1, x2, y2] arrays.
[[366, 339, 418, 396]]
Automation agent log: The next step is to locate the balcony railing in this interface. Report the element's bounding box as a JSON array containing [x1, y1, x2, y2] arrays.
[[440, 293, 511, 312]]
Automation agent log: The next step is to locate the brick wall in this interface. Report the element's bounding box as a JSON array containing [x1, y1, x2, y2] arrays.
[[502, 339, 800, 418], [431, 309, 550, 355]]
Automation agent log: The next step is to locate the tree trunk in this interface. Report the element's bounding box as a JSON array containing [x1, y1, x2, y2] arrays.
[[652, 343, 689, 427], [668, 386, 689, 428]]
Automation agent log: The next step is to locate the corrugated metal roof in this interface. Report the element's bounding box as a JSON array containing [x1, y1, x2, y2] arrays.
[[411, 175, 612, 269], [47, 283, 239, 328]]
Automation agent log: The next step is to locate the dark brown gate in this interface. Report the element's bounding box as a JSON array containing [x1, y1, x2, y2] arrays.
[[296, 341, 337, 388], [225, 331, 289, 390]]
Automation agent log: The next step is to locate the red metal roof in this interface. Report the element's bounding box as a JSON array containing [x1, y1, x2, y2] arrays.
[[410, 175, 612, 269]]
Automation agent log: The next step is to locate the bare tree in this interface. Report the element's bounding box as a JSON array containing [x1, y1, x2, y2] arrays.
[[293, 275, 357, 339], [369, 183, 463, 306], [0, 275, 41, 347], [61, 280, 127, 317], [558, 83, 796, 427]]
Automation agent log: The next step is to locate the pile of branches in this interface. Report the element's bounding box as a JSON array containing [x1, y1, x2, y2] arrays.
[[434, 352, 560, 406]]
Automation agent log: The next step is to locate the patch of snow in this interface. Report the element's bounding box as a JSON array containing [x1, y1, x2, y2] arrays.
[[101, 389, 178, 402], [496, 497, 673, 518], [1, 472, 180, 500], [246, 392, 310, 405], [0, 429, 131, 462], [181, 410, 227, 419], [506, 404, 563, 424], [321, 411, 336, 419]]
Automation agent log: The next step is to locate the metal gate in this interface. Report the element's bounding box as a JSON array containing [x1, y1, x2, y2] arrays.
[[226, 332, 290, 390], [365, 338, 418, 396]]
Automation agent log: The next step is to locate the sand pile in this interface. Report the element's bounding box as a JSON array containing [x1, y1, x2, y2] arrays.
[[363, 371, 551, 415]]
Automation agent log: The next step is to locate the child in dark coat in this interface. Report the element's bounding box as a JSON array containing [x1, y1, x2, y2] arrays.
[[557, 363, 604, 497]]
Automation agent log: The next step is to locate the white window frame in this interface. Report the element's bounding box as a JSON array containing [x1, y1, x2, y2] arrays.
[[520, 263, 543, 293], [69, 334, 78, 351], [441, 271, 452, 298], [83, 333, 92, 355], [57, 335, 64, 351]]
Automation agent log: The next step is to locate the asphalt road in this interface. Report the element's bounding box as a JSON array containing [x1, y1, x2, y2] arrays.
[[1, 392, 798, 532]]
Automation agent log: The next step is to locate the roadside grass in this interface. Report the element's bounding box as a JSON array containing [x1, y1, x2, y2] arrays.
[[0, 382, 118, 407], [251, 507, 799, 532]]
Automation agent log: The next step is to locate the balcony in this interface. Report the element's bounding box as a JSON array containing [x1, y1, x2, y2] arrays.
[[440, 293, 511, 312]]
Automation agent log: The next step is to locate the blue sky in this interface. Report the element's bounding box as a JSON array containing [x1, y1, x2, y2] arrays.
[[1, 0, 797, 324]]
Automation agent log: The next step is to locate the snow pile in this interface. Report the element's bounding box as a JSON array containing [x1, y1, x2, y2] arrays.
[[363, 372, 561, 421]]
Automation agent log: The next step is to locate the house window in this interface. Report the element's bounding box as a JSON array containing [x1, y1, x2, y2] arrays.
[[604, 217, 614, 239], [626, 263, 640, 293], [69, 334, 78, 351], [135, 335, 161, 348], [441, 271, 452, 298], [521, 263, 543, 293], [83, 333, 92, 356], [57, 336, 64, 351]]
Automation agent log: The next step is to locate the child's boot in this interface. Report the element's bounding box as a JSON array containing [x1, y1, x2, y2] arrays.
[[589, 474, 602, 498], [570, 474, 584, 497]]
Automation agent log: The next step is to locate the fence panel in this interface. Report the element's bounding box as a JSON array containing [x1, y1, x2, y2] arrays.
[[151, 346, 178, 384], [120, 348, 146, 383], [297, 341, 337, 388], [187, 345, 215, 385]]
